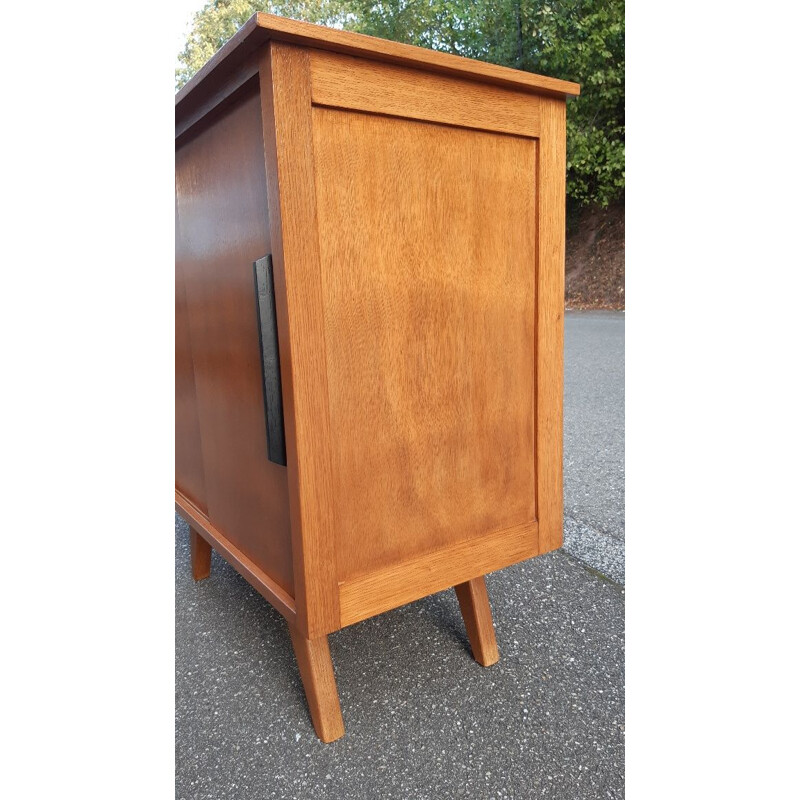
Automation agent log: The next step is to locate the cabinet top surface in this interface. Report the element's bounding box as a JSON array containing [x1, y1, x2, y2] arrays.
[[176, 12, 580, 116]]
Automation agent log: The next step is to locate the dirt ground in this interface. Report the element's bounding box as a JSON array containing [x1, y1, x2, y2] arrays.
[[565, 200, 625, 310]]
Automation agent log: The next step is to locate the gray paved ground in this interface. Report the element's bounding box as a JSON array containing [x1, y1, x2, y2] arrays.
[[563, 311, 625, 584], [176, 310, 625, 799]]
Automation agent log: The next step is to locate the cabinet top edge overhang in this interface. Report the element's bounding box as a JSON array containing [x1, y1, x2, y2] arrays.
[[175, 12, 580, 127]]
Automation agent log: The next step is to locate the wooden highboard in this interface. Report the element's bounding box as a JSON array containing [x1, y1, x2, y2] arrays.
[[175, 12, 579, 743]]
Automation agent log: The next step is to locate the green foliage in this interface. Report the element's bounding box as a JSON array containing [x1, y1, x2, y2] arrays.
[[176, 0, 624, 208], [176, 1, 259, 89], [530, 0, 625, 208], [175, 1, 351, 88]]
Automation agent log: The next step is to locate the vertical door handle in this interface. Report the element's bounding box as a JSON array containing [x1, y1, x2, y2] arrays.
[[253, 255, 287, 466]]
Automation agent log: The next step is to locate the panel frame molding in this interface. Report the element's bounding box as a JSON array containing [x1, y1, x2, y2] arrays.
[[260, 41, 341, 639], [309, 49, 541, 138], [533, 96, 566, 555], [338, 521, 538, 628]]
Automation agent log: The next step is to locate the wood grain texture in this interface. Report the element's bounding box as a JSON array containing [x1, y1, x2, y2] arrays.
[[176, 492, 296, 622], [535, 98, 566, 554], [312, 107, 537, 585], [454, 576, 499, 667], [190, 526, 212, 581], [338, 522, 536, 628], [175, 13, 579, 132], [310, 50, 540, 138], [288, 625, 345, 743], [175, 236, 207, 513], [175, 85, 295, 596], [260, 42, 340, 638]]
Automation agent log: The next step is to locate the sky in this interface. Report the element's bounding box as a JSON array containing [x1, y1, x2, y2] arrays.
[[172, 0, 206, 64]]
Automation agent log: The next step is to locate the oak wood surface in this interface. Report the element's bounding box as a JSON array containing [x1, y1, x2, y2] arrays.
[[338, 521, 536, 628], [176, 14, 579, 134], [288, 625, 345, 743], [310, 50, 541, 138], [260, 43, 340, 638], [175, 84, 294, 596], [190, 526, 212, 581], [311, 106, 538, 586], [176, 491, 297, 622], [454, 576, 499, 667], [534, 97, 567, 554]]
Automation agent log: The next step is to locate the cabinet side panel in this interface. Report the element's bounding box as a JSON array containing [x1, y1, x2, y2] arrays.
[[175, 228, 207, 512], [175, 84, 294, 596]]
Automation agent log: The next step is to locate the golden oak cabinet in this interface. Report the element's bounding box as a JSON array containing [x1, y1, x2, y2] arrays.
[[175, 13, 579, 742]]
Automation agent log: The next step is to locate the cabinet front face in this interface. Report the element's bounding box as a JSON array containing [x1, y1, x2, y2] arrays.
[[175, 83, 295, 597], [301, 51, 542, 602], [176, 229, 207, 514]]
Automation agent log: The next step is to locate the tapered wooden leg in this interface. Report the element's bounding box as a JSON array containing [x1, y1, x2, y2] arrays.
[[190, 526, 212, 581], [288, 624, 345, 743], [455, 575, 500, 667]]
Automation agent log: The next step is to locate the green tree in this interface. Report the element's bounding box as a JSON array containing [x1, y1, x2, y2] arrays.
[[525, 0, 624, 208], [176, 1, 351, 88], [176, 0, 624, 208]]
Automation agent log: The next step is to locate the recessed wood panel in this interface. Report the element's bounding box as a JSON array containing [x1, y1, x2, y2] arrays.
[[175, 86, 294, 596], [311, 108, 537, 583]]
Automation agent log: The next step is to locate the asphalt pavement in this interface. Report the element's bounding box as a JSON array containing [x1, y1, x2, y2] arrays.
[[175, 309, 625, 799], [563, 311, 625, 584]]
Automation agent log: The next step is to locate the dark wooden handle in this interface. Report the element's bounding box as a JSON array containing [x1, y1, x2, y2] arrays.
[[254, 255, 287, 466]]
